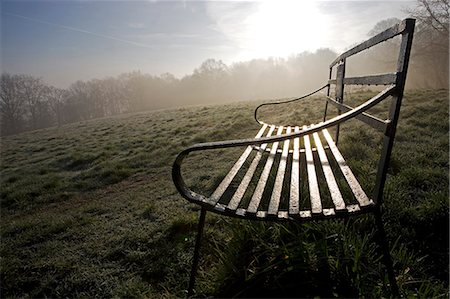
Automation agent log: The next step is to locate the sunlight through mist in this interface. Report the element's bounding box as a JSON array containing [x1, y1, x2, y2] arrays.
[[239, 1, 329, 60]]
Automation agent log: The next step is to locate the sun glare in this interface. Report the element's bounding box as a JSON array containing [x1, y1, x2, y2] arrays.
[[238, 1, 329, 60]]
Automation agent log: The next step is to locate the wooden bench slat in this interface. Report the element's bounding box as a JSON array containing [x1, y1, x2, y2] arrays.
[[247, 126, 284, 214], [326, 96, 387, 132], [256, 146, 327, 155], [330, 20, 406, 67], [346, 204, 361, 213], [328, 73, 398, 86], [312, 132, 346, 211], [323, 208, 336, 216], [322, 129, 373, 207], [227, 125, 276, 211], [303, 126, 322, 214], [300, 210, 312, 218], [268, 126, 291, 216], [278, 211, 289, 219], [289, 126, 301, 215], [209, 124, 268, 204]]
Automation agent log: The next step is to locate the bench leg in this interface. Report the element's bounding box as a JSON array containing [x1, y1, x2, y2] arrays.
[[188, 207, 207, 298], [374, 208, 399, 297]]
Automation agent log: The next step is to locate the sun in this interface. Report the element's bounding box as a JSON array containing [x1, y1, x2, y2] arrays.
[[238, 1, 329, 60]]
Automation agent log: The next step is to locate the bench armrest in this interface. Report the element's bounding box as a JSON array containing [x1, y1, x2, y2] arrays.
[[173, 85, 396, 204], [254, 84, 329, 124]]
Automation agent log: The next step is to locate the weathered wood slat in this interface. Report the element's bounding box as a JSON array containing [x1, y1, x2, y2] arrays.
[[268, 127, 291, 216], [289, 126, 301, 215], [256, 211, 267, 218], [256, 146, 326, 155], [330, 20, 407, 67], [209, 124, 268, 205], [328, 73, 398, 86], [322, 129, 373, 207], [326, 96, 388, 132], [300, 210, 312, 218], [346, 204, 361, 213], [335, 62, 345, 102], [227, 125, 276, 211], [278, 211, 289, 219], [247, 126, 284, 214], [323, 208, 336, 216], [303, 126, 322, 214], [312, 132, 346, 211]]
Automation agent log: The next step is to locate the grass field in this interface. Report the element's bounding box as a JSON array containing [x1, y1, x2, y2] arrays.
[[1, 89, 448, 298]]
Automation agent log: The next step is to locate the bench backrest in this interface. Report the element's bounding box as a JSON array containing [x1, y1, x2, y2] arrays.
[[326, 18, 415, 205]]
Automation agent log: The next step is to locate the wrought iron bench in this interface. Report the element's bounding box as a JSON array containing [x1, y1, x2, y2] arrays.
[[173, 18, 415, 297]]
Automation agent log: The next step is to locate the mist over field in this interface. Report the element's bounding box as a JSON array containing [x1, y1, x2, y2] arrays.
[[1, 42, 448, 136], [1, 12, 448, 136]]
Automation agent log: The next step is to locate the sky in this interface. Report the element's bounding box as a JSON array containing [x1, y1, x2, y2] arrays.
[[1, 0, 416, 87]]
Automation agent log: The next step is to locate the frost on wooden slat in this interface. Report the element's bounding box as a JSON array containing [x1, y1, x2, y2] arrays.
[[322, 129, 373, 207], [312, 132, 346, 211], [289, 126, 301, 215], [208, 124, 268, 205], [303, 126, 322, 214], [323, 208, 336, 216], [346, 204, 361, 213], [227, 125, 276, 211], [300, 210, 312, 218], [278, 211, 289, 219], [268, 126, 291, 216], [247, 126, 284, 214]]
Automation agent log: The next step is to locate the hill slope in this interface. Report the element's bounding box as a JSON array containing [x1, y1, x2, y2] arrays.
[[1, 89, 448, 297]]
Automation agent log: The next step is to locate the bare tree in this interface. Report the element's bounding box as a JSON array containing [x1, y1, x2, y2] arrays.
[[47, 86, 67, 127], [409, 0, 449, 36], [0, 73, 26, 135], [100, 77, 127, 116], [20, 75, 50, 130], [407, 0, 449, 87]]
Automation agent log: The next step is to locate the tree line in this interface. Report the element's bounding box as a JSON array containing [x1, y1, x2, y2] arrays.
[[0, 49, 338, 136], [1, 3, 448, 136]]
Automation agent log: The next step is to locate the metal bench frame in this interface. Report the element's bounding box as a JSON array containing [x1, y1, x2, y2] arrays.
[[173, 18, 415, 297]]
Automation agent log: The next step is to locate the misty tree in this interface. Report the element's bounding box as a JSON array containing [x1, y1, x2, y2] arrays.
[[102, 77, 129, 115], [409, 0, 449, 36], [65, 81, 91, 122], [0, 73, 26, 135], [193, 59, 228, 79], [288, 49, 336, 94], [123, 72, 152, 112], [19, 75, 51, 130], [47, 86, 67, 127], [88, 79, 107, 118], [244, 58, 290, 99], [408, 0, 449, 52], [1, 73, 55, 134], [407, 0, 449, 87]]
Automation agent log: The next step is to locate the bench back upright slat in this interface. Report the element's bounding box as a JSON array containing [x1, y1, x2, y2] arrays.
[[334, 61, 346, 143], [372, 18, 415, 205]]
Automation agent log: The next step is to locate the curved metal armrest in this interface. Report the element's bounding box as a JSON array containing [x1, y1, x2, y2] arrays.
[[254, 84, 329, 124], [173, 85, 396, 203]]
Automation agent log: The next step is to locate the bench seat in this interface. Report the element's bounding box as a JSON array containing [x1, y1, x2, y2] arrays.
[[196, 124, 374, 221]]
